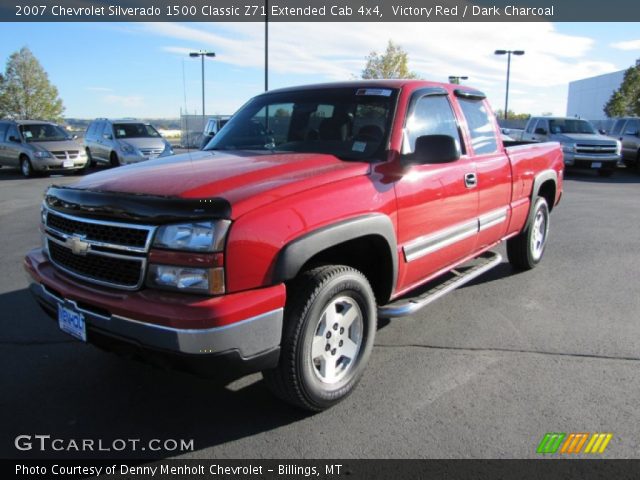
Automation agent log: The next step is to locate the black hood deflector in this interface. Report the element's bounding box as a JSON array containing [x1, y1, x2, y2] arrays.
[[45, 186, 231, 224]]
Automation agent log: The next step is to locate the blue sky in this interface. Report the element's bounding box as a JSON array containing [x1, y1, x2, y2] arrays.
[[1, 22, 639, 118]]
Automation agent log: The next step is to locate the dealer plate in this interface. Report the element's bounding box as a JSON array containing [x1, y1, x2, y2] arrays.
[[591, 162, 602, 169], [58, 304, 86, 342]]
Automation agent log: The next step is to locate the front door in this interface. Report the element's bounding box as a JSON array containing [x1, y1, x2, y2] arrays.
[[394, 90, 479, 294]]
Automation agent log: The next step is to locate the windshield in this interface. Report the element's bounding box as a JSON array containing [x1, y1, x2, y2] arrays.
[[548, 119, 596, 135], [205, 87, 398, 161], [113, 123, 161, 139], [20, 124, 69, 142]]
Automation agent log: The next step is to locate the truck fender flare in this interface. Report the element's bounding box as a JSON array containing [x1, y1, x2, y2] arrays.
[[529, 168, 557, 220], [273, 214, 398, 291]]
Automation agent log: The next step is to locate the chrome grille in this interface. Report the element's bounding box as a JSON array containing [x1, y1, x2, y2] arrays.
[[50, 150, 80, 160], [139, 148, 164, 157], [44, 209, 155, 290], [575, 144, 617, 155]]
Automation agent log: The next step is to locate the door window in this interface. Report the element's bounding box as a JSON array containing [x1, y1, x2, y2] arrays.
[[404, 94, 462, 154]]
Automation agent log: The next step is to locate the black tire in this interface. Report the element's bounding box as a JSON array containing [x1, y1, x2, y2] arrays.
[[85, 148, 96, 167], [507, 196, 550, 271], [598, 168, 614, 178], [20, 156, 34, 178], [263, 265, 376, 411], [109, 151, 121, 167]]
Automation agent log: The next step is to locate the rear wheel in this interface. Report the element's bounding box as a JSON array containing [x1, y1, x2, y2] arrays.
[[507, 196, 550, 271], [263, 265, 376, 411], [109, 151, 121, 167]]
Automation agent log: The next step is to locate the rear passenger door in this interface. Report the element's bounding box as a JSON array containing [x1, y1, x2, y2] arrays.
[[457, 94, 511, 249], [4, 124, 23, 167]]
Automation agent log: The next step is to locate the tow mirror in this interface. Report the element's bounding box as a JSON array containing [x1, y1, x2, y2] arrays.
[[404, 134, 461, 165]]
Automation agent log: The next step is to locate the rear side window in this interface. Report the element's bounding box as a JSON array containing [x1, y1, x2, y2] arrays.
[[458, 98, 498, 155], [86, 122, 96, 138], [0, 123, 8, 141], [405, 94, 461, 154]]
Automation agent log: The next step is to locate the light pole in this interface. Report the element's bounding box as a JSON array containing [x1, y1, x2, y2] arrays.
[[189, 51, 216, 125], [494, 49, 524, 120], [448, 75, 468, 85], [265, 0, 269, 91]]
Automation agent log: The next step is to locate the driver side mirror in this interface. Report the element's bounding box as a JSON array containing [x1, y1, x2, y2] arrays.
[[72, 134, 78, 140], [8, 135, 21, 143], [534, 127, 548, 135], [404, 134, 461, 165]]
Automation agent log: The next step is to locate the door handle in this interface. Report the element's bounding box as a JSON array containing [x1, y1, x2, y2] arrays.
[[464, 172, 477, 188]]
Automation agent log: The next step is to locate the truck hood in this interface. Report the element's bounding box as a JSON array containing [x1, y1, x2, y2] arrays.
[[70, 150, 370, 218], [550, 133, 617, 145], [29, 139, 83, 152]]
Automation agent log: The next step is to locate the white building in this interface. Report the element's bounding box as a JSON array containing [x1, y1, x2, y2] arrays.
[[566, 70, 625, 120]]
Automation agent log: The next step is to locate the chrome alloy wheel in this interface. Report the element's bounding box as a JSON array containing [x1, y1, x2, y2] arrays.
[[530, 207, 548, 261], [310, 296, 363, 384]]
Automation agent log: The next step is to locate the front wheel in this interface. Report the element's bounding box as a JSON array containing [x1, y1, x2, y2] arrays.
[[263, 265, 376, 411], [109, 151, 121, 167], [20, 157, 34, 178], [507, 196, 550, 271]]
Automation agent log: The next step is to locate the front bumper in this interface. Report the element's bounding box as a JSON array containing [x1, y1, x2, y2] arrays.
[[562, 152, 620, 167], [32, 156, 88, 171], [24, 249, 285, 374]]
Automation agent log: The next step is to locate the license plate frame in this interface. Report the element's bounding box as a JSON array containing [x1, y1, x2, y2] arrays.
[[63, 159, 74, 168], [591, 162, 602, 169], [58, 304, 87, 342]]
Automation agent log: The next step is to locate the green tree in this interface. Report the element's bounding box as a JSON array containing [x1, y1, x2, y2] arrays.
[[604, 61, 640, 117], [494, 109, 531, 121], [361, 40, 420, 80], [0, 47, 64, 121]]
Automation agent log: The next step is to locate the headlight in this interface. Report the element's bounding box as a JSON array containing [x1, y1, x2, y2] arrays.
[[120, 142, 135, 154], [33, 151, 51, 158], [153, 220, 230, 252], [562, 144, 575, 153], [147, 265, 225, 294], [40, 203, 48, 225], [615, 140, 622, 155]]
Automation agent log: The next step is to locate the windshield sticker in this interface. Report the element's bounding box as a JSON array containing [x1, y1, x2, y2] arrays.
[[352, 141, 367, 152], [23, 131, 33, 138], [117, 129, 126, 136], [356, 88, 392, 97]]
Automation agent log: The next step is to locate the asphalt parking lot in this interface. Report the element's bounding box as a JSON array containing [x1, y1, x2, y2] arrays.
[[1, 164, 639, 459]]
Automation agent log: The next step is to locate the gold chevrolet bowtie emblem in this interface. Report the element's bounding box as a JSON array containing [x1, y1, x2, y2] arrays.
[[66, 235, 90, 256]]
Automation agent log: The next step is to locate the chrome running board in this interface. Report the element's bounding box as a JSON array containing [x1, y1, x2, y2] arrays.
[[378, 251, 502, 318]]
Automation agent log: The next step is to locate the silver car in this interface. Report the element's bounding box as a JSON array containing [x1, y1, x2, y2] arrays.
[[0, 120, 89, 177], [84, 118, 173, 167]]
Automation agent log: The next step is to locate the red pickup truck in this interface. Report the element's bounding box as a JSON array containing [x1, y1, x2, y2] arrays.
[[25, 80, 563, 411]]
